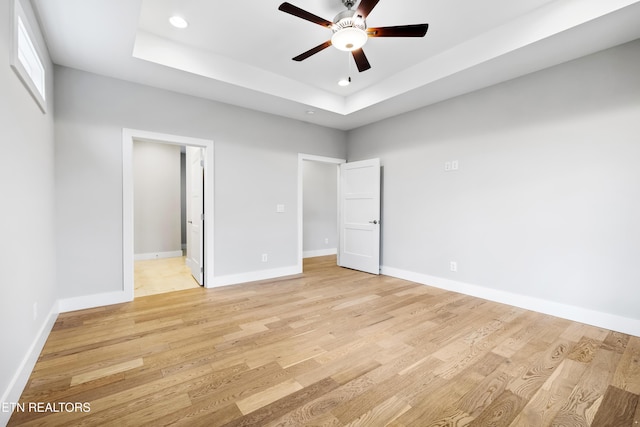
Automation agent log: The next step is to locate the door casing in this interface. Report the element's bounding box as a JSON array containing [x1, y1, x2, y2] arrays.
[[123, 128, 214, 300], [297, 154, 345, 272], [297, 155, 381, 275]]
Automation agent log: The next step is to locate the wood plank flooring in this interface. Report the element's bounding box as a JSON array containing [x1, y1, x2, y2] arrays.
[[134, 255, 200, 298], [9, 256, 640, 426]]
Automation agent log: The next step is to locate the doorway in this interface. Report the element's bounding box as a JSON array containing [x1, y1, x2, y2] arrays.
[[122, 129, 214, 300], [131, 142, 201, 297], [297, 154, 345, 272], [297, 154, 382, 275]]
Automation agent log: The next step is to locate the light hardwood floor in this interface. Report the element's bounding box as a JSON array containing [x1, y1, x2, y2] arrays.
[[9, 256, 640, 426], [134, 255, 200, 298]]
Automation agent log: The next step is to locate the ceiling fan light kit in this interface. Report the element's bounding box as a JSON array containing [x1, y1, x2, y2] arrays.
[[331, 8, 368, 51], [278, 0, 429, 72], [332, 27, 368, 51]]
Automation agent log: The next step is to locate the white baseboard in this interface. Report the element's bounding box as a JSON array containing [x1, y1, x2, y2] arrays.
[[134, 250, 183, 261], [58, 290, 133, 313], [303, 248, 337, 258], [381, 266, 640, 337], [0, 302, 59, 427], [211, 265, 301, 288]]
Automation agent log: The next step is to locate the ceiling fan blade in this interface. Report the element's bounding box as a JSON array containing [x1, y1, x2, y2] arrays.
[[355, 0, 380, 18], [367, 24, 429, 38], [293, 40, 332, 61], [278, 2, 333, 28], [351, 48, 371, 72]]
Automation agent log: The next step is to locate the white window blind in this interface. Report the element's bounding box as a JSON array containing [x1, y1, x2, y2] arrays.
[[11, 0, 47, 112], [17, 16, 45, 100]]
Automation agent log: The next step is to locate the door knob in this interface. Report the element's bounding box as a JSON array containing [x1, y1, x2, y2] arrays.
[[369, 220, 379, 225]]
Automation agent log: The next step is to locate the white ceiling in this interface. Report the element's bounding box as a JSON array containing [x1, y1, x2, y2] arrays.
[[33, 0, 640, 130]]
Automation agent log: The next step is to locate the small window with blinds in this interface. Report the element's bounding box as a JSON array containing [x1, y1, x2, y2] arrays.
[[11, 0, 47, 113]]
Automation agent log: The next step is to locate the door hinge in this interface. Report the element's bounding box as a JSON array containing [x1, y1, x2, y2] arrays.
[[200, 267, 204, 273], [200, 159, 204, 167], [201, 213, 205, 221]]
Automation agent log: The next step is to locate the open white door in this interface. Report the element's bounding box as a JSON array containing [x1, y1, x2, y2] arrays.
[[339, 158, 381, 275], [186, 146, 204, 285]]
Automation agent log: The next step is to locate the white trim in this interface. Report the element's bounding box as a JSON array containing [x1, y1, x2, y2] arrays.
[[123, 129, 215, 295], [297, 153, 345, 273], [303, 248, 338, 258], [0, 302, 58, 425], [58, 290, 131, 313], [212, 265, 301, 288], [134, 250, 183, 261], [381, 266, 640, 337]]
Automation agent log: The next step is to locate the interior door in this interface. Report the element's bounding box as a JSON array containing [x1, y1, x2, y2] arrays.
[[339, 158, 381, 275], [186, 146, 204, 285]]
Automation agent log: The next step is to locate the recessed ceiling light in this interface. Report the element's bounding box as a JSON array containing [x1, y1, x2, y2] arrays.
[[338, 77, 351, 87], [169, 16, 188, 29]]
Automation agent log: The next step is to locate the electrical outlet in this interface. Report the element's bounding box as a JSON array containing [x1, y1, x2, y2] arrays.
[[450, 261, 457, 272], [324, 238, 329, 245], [445, 160, 459, 172], [262, 253, 268, 262], [276, 204, 285, 213]]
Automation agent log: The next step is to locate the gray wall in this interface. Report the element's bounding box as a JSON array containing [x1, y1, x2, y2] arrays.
[[133, 140, 182, 256], [303, 161, 338, 256], [0, 0, 57, 413], [348, 40, 640, 322], [54, 66, 347, 298]]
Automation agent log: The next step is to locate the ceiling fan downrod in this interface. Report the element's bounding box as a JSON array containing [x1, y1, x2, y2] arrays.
[[341, 0, 356, 10]]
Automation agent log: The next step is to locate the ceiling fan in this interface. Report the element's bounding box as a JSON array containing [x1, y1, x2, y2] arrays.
[[278, 0, 429, 72]]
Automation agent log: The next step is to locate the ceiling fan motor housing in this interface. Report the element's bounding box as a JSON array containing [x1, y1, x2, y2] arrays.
[[333, 9, 366, 31], [331, 9, 367, 51]]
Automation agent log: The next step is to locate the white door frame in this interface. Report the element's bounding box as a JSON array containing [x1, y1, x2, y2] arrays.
[[123, 128, 215, 299], [297, 153, 346, 272]]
